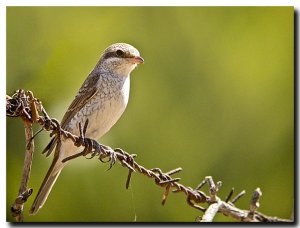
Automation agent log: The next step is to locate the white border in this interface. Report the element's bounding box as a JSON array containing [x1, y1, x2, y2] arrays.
[[1, 1, 299, 227]]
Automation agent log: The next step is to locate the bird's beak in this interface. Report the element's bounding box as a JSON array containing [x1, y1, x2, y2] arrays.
[[129, 56, 144, 64]]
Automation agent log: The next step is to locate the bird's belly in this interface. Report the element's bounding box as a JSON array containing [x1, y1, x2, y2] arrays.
[[86, 97, 127, 139], [66, 93, 128, 140], [65, 75, 130, 141]]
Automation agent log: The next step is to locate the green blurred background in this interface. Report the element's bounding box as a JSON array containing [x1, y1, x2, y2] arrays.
[[6, 7, 294, 222]]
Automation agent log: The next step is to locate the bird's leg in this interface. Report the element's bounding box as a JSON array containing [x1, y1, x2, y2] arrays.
[[75, 120, 95, 158], [77, 119, 102, 158], [82, 119, 89, 135], [82, 138, 93, 157], [74, 118, 89, 145]]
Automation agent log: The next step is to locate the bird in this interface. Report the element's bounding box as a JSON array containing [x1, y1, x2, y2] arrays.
[[29, 43, 144, 215]]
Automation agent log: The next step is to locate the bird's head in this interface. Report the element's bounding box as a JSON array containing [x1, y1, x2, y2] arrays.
[[99, 43, 144, 76]]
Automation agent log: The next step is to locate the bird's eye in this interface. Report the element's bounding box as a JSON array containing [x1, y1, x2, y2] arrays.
[[116, 49, 124, 57]]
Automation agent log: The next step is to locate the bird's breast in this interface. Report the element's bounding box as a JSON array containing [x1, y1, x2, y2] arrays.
[[67, 76, 130, 140]]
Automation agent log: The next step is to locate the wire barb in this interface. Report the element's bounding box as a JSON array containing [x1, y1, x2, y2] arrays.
[[161, 184, 171, 205], [231, 190, 246, 204], [225, 188, 234, 203], [166, 167, 182, 176], [195, 179, 207, 191]]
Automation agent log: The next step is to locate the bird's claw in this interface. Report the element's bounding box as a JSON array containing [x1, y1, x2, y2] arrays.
[[74, 120, 117, 169], [81, 137, 116, 170], [97, 145, 116, 170]]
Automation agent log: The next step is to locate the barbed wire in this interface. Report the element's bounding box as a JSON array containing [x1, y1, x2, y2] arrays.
[[7, 89, 293, 222]]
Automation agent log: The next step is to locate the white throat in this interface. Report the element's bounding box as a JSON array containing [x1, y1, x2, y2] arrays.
[[115, 63, 137, 76], [104, 57, 138, 76]]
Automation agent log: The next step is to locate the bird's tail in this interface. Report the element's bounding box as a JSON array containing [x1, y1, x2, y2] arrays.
[[29, 158, 64, 215], [30, 139, 77, 215]]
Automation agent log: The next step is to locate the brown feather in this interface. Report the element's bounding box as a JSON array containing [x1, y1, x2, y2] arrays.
[[42, 137, 57, 157], [29, 142, 62, 215], [41, 72, 99, 157], [60, 72, 100, 129]]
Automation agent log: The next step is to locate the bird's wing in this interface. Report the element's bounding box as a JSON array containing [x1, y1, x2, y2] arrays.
[[61, 72, 100, 129], [42, 72, 100, 157]]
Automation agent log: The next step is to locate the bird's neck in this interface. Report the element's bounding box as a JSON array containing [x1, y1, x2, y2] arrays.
[[92, 68, 129, 91], [95, 59, 136, 78]]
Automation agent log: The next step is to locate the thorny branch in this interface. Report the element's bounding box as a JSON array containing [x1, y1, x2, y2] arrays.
[[7, 89, 293, 222], [7, 91, 34, 222]]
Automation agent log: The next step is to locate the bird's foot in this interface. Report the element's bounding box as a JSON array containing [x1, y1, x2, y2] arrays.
[[72, 119, 117, 169], [80, 137, 116, 170], [98, 144, 117, 170], [75, 119, 99, 158]]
